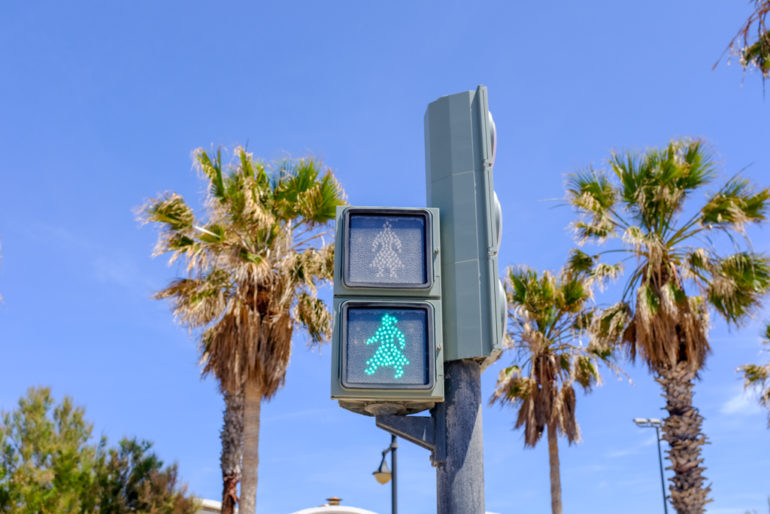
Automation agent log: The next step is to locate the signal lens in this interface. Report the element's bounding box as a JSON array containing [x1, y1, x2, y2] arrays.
[[488, 111, 497, 166], [343, 210, 431, 289], [341, 303, 434, 390]]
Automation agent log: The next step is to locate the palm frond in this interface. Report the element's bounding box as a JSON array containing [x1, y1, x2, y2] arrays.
[[565, 249, 595, 276], [273, 159, 319, 220], [154, 270, 232, 327], [141, 193, 194, 233], [740, 363, 770, 384], [290, 246, 335, 293], [718, 1, 770, 77], [309, 170, 347, 223], [566, 168, 616, 214], [490, 366, 532, 404], [572, 355, 600, 390], [700, 176, 770, 232], [611, 140, 715, 235], [268, 159, 346, 228], [679, 140, 716, 191], [197, 223, 226, 244], [559, 385, 580, 444], [560, 276, 588, 312], [566, 169, 620, 244], [680, 248, 711, 282], [708, 252, 770, 323], [742, 30, 770, 75], [194, 148, 226, 203], [571, 220, 613, 243], [738, 322, 770, 426], [590, 302, 633, 348], [293, 293, 331, 344]]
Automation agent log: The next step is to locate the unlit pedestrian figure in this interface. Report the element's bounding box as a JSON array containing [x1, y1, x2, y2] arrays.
[[370, 220, 404, 279]]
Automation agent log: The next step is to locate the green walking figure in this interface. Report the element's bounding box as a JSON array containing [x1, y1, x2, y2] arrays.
[[364, 313, 410, 379]]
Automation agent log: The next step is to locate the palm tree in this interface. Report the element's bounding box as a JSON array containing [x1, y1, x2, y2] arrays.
[[491, 257, 616, 514], [738, 322, 770, 426], [142, 147, 345, 514], [717, 0, 770, 78], [567, 139, 770, 513], [218, 389, 243, 514]]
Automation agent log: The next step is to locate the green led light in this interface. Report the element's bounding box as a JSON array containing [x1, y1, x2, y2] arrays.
[[364, 313, 410, 379]]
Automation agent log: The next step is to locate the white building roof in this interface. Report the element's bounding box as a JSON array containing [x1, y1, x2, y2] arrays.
[[289, 507, 377, 514], [196, 498, 223, 513]]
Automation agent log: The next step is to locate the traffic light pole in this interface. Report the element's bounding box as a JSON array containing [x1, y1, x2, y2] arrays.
[[425, 85, 499, 513], [367, 85, 502, 513], [434, 360, 485, 513], [376, 359, 485, 514]]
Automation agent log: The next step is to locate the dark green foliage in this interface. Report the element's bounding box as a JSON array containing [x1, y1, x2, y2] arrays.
[[145, 194, 194, 232], [0, 387, 98, 513], [95, 439, 197, 514], [0, 387, 197, 513], [701, 178, 769, 228], [742, 31, 770, 75], [566, 249, 595, 275], [567, 169, 616, 212], [611, 140, 715, 234], [709, 253, 770, 323]]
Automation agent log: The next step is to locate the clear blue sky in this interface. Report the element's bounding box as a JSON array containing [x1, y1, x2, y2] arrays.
[[1, 1, 769, 513]]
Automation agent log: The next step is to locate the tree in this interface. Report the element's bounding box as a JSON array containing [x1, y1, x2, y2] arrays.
[[0, 386, 99, 512], [567, 139, 770, 513], [717, 0, 770, 78], [95, 438, 197, 514], [142, 147, 345, 514], [490, 258, 616, 514], [0, 387, 196, 513], [738, 322, 770, 426], [217, 390, 243, 514]]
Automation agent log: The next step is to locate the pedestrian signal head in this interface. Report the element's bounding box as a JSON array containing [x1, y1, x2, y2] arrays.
[[340, 302, 434, 390], [341, 208, 433, 289], [331, 206, 444, 412]]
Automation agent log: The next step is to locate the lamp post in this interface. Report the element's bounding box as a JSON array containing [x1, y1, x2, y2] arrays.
[[372, 434, 397, 514], [633, 417, 668, 514]]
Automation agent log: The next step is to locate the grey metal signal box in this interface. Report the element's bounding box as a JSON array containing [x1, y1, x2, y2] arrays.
[[331, 206, 444, 415], [424, 85, 506, 362]]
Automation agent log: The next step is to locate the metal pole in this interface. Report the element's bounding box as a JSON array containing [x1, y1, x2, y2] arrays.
[[654, 425, 668, 514], [434, 359, 485, 514], [390, 434, 398, 514]]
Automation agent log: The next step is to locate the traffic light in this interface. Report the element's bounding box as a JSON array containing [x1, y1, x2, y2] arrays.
[[331, 207, 444, 414], [424, 85, 506, 362]]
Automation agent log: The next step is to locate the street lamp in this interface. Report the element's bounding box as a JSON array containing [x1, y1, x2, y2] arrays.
[[372, 434, 398, 514], [633, 417, 668, 514]]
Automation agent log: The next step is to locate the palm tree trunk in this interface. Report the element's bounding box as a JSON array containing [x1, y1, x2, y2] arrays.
[[239, 380, 262, 514], [547, 420, 563, 514], [656, 363, 710, 514], [220, 388, 244, 514]]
